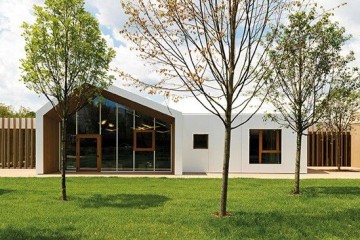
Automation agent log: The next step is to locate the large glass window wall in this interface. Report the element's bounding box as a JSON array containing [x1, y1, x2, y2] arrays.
[[65, 97, 172, 172]]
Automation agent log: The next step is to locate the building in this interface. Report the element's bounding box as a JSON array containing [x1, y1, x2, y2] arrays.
[[35, 85, 309, 175]]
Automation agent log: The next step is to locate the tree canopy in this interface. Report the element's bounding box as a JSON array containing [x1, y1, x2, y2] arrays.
[[20, 0, 115, 200], [121, 0, 286, 216], [0, 103, 35, 118], [21, 0, 115, 117], [262, 2, 354, 193]]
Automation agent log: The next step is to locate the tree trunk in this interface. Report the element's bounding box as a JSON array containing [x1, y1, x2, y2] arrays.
[[292, 131, 302, 194], [61, 118, 67, 201], [220, 122, 232, 217]]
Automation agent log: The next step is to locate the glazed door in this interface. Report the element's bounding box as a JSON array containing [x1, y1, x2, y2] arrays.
[[76, 134, 101, 171]]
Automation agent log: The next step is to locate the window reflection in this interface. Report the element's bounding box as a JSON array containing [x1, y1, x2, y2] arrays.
[[65, 97, 173, 172], [101, 99, 117, 171], [155, 120, 171, 171], [118, 105, 133, 171], [65, 114, 77, 170], [77, 99, 99, 134], [249, 129, 281, 164]]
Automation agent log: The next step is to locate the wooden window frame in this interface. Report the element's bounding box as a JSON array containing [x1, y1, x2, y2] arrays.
[[251, 129, 281, 164], [76, 134, 102, 172], [133, 129, 155, 151], [193, 134, 209, 149]]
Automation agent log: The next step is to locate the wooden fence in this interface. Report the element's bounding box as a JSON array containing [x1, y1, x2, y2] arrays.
[[307, 130, 351, 167], [0, 118, 36, 169]]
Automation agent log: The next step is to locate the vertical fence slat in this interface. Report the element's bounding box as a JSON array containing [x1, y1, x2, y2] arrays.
[[308, 129, 352, 167], [345, 132, 348, 166], [7, 118, 10, 168], [0, 117, 36, 169], [307, 130, 311, 166], [19, 118, 22, 168], [30, 118, 34, 169], [348, 133, 352, 166], [325, 132, 329, 166], [311, 127, 315, 166], [1, 118, 4, 168], [332, 134, 335, 166], [12, 118, 16, 168], [321, 131, 325, 166], [25, 118, 28, 168], [341, 133, 344, 166]]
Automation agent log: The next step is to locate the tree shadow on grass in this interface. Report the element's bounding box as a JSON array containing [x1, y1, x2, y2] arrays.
[[77, 194, 169, 209], [0, 226, 79, 240], [0, 189, 14, 195], [303, 186, 360, 197], [206, 208, 360, 239]]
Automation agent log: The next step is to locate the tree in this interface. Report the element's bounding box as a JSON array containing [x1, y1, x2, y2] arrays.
[[0, 103, 35, 118], [0, 103, 15, 117], [318, 70, 360, 171], [15, 106, 36, 118], [262, 2, 353, 194], [120, 0, 285, 216], [21, 0, 115, 200]]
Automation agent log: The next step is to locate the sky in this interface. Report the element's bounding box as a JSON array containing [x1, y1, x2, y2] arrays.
[[0, 0, 359, 113]]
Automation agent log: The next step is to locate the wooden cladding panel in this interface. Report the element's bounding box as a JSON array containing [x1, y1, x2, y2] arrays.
[[31, 119, 34, 168], [308, 131, 351, 167], [43, 116, 59, 173], [0, 118, 36, 169]]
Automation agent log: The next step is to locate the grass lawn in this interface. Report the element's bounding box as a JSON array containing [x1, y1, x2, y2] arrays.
[[0, 177, 360, 239]]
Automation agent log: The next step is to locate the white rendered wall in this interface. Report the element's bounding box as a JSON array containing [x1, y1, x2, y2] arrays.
[[182, 114, 307, 174], [240, 114, 307, 173], [173, 115, 183, 175]]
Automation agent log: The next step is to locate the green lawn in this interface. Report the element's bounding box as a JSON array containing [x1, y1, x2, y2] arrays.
[[0, 177, 360, 239]]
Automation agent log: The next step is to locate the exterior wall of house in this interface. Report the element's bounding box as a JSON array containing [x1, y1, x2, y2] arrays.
[[36, 86, 184, 175], [182, 114, 307, 173], [35, 86, 315, 175], [351, 124, 360, 168]]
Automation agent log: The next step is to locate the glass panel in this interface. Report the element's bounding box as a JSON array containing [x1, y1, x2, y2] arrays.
[[135, 112, 154, 130], [77, 98, 99, 134], [101, 99, 117, 171], [135, 131, 153, 149], [262, 153, 281, 164], [135, 151, 153, 171], [249, 130, 259, 164], [193, 134, 208, 149], [66, 114, 76, 170], [118, 105, 133, 171], [79, 138, 98, 170], [155, 120, 171, 171], [262, 130, 277, 150]]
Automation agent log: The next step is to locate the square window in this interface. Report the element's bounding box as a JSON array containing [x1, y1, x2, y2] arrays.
[[249, 129, 281, 164], [193, 134, 208, 149], [134, 130, 155, 151]]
